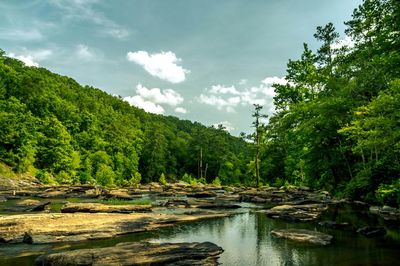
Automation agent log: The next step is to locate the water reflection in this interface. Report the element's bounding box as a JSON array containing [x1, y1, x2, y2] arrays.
[[1, 212, 399, 265], [153, 213, 400, 266]]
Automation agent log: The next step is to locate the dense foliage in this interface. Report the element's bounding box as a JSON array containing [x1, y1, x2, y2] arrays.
[[0, 50, 251, 186], [260, 0, 400, 205]]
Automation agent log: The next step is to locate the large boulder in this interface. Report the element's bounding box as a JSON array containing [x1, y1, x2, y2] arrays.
[[35, 241, 224, 266], [0, 211, 231, 244], [61, 203, 152, 213], [271, 229, 333, 245], [357, 226, 387, 238], [264, 204, 328, 222]]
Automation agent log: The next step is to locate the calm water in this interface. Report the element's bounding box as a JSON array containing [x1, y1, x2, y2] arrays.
[[1, 204, 400, 265]]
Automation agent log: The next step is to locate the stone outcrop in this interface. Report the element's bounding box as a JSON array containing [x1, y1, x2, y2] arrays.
[[357, 226, 387, 238], [271, 229, 333, 245], [370, 205, 400, 221], [35, 241, 224, 266], [0, 211, 232, 244], [61, 203, 152, 213], [5, 199, 51, 212], [264, 204, 328, 222]]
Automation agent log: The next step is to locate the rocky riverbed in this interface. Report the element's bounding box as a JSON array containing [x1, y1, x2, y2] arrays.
[[0, 182, 399, 265]]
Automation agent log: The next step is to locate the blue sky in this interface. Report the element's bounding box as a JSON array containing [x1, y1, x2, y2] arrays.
[[0, 0, 361, 135]]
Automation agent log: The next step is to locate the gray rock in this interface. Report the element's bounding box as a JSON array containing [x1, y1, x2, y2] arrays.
[[271, 228, 333, 245], [264, 204, 328, 222], [34, 241, 224, 266]]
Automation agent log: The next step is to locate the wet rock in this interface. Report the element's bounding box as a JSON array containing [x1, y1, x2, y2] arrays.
[[357, 226, 387, 238], [197, 203, 241, 209], [271, 229, 333, 245], [5, 200, 51, 212], [105, 189, 134, 200], [370, 205, 400, 221], [160, 199, 191, 208], [264, 204, 328, 222], [188, 191, 217, 198], [61, 203, 152, 213], [35, 241, 224, 266], [318, 221, 354, 231], [0, 211, 231, 244]]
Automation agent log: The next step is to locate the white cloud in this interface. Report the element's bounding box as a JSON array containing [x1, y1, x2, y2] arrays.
[[331, 35, 354, 50], [50, 0, 130, 40], [198, 94, 240, 113], [7, 49, 53, 67], [124, 95, 165, 114], [175, 107, 187, 114], [198, 76, 285, 113], [212, 121, 234, 132], [7, 53, 38, 67], [209, 84, 240, 95], [123, 84, 184, 114], [135, 84, 183, 106], [0, 28, 43, 41], [127, 51, 189, 83]]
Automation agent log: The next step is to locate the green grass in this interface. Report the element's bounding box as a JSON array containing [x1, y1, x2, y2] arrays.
[[98, 198, 152, 205]]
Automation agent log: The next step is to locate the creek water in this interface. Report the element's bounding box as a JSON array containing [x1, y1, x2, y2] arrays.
[[0, 201, 399, 265]]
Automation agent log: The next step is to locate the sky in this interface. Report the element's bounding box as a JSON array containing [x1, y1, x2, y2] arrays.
[[0, 0, 362, 135]]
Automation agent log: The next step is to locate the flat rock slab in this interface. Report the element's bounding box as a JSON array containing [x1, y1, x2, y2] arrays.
[[271, 229, 333, 245], [264, 204, 328, 222], [0, 211, 231, 244], [61, 203, 152, 213], [35, 241, 224, 266]]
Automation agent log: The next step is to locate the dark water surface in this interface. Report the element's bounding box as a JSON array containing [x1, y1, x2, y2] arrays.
[[1, 203, 400, 265]]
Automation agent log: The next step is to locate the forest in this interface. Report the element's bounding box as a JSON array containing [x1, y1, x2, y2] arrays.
[[0, 0, 399, 207]]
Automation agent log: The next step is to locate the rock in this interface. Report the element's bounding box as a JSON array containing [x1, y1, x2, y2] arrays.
[[105, 189, 133, 200], [357, 226, 387, 238], [271, 229, 333, 245], [197, 203, 241, 209], [369, 205, 400, 221], [61, 203, 152, 213], [5, 200, 51, 212], [187, 191, 217, 198], [35, 241, 224, 266], [0, 211, 232, 244], [264, 204, 328, 222], [160, 199, 191, 208], [318, 221, 354, 231], [0, 196, 6, 203]]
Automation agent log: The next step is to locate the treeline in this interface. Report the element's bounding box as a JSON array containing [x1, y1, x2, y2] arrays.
[[0, 51, 251, 186], [259, 0, 399, 205]]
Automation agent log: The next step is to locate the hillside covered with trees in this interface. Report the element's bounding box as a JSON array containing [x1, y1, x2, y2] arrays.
[[258, 0, 399, 206], [0, 51, 251, 187], [0, 0, 399, 207]]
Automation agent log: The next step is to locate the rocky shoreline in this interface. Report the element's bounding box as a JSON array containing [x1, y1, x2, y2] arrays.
[[0, 182, 399, 265]]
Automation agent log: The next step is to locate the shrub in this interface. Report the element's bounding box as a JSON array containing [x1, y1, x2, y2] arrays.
[[95, 164, 115, 187], [159, 173, 167, 186], [212, 176, 221, 186], [36, 170, 56, 185], [129, 172, 142, 187], [376, 179, 400, 207]]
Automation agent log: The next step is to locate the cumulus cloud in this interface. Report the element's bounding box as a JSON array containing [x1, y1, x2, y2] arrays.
[[7, 49, 53, 67], [123, 84, 184, 114], [124, 95, 165, 114], [330, 35, 354, 50], [198, 94, 240, 113], [127, 51, 189, 83], [135, 84, 183, 106], [212, 121, 234, 132], [75, 44, 98, 61], [198, 76, 286, 113], [175, 107, 187, 114]]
